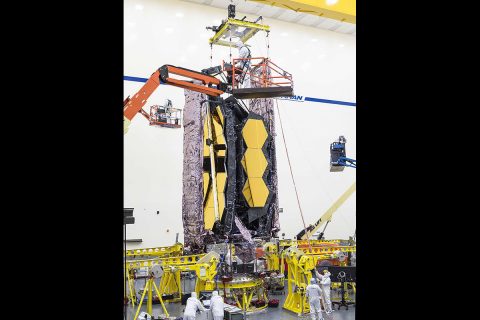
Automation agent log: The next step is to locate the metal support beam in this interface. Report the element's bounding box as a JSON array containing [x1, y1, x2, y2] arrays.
[[205, 105, 220, 223], [248, 0, 356, 24]]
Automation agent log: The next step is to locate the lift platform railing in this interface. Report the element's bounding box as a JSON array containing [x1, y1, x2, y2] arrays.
[[231, 57, 293, 90], [149, 105, 182, 128]]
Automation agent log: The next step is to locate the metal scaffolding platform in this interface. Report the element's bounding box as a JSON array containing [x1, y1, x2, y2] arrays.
[[229, 57, 293, 99]]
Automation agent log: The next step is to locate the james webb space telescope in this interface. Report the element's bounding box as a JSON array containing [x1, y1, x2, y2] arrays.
[[123, 4, 294, 249]]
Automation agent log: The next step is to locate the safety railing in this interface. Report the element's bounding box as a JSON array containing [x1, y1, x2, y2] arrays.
[[231, 57, 293, 90], [149, 105, 182, 128]]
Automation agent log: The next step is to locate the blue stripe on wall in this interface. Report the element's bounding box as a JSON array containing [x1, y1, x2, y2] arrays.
[[304, 97, 356, 107], [124, 76, 356, 107], [124, 76, 149, 83]]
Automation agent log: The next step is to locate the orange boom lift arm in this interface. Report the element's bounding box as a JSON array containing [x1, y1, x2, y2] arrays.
[[124, 64, 228, 122]]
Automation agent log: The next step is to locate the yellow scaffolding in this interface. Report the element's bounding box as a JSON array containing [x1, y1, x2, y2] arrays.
[[282, 245, 356, 315], [124, 243, 184, 258], [217, 277, 268, 312], [125, 252, 220, 315], [279, 239, 342, 248]]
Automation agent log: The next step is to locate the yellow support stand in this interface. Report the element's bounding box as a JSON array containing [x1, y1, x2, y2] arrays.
[[217, 276, 268, 312], [126, 270, 136, 307], [283, 249, 313, 315], [132, 276, 169, 320], [282, 246, 339, 315], [151, 281, 169, 317], [147, 279, 153, 315], [217, 277, 268, 312], [127, 252, 220, 307], [158, 267, 182, 302], [194, 252, 220, 295], [133, 280, 149, 320], [264, 242, 280, 271]]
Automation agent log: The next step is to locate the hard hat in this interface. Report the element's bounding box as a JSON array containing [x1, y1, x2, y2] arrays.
[[191, 292, 197, 299], [310, 278, 317, 284], [212, 291, 218, 297]]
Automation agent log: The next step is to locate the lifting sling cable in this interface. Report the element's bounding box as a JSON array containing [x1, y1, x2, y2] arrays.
[[210, 43, 213, 67], [229, 33, 232, 61], [275, 100, 312, 250]]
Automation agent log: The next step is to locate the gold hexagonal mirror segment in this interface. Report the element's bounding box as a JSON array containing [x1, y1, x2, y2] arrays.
[[243, 177, 270, 207], [241, 148, 268, 178], [242, 119, 268, 149], [242, 178, 253, 207]]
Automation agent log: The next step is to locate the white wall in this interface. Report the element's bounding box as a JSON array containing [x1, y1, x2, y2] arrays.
[[124, 0, 356, 249]]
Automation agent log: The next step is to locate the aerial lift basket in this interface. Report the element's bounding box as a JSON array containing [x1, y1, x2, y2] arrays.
[[149, 105, 182, 128], [229, 57, 293, 99]]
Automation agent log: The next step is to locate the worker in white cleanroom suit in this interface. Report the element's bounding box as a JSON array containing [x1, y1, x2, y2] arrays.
[[235, 41, 251, 88], [210, 291, 224, 320], [315, 269, 323, 281], [320, 270, 333, 314], [183, 292, 206, 320], [306, 278, 324, 320]]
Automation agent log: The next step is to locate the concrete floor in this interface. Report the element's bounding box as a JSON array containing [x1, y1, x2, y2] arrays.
[[125, 290, 355, 320]]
